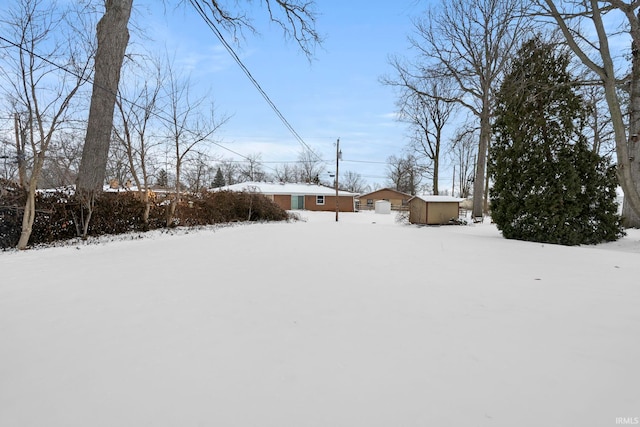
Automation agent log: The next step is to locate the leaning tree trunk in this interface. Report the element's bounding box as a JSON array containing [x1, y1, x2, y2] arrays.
[[17, 149, 46, 250], [76, 0, 132, 229], [16, 185, 37, 250]]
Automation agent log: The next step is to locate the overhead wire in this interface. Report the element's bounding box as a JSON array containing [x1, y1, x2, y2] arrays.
[[0, 33, 280, 171], [0, 25, 388, 180], [187, 0, 325, 163]]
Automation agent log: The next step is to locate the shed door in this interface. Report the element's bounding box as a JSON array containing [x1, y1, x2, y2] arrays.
[[291, 195, 304, 210]]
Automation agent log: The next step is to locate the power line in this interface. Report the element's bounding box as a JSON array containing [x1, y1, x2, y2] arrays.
[[342, 159, 389, 165], [187, 0, 324, 163], [0, 30, 377, 178], [0, 34, 269, 168]]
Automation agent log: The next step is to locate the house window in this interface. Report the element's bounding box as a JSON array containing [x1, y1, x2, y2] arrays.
[[367, 199, 373, 207], [316, 195, 325, 205]]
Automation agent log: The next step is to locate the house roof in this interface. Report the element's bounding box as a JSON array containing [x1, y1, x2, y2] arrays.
[[409, 195, 464, 203], [358, 187, 412, 198], [214, 181, 359, 197]]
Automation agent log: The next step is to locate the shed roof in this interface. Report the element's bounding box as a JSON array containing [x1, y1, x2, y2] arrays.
[[409, 195, 464, 203], [214, 182, 358, 197]]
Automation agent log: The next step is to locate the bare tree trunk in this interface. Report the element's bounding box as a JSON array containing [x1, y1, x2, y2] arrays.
[[167, 147, 180, 227], [16, 185, 36, 249], [17, 151, 45, 250], [75, 0, 131, 237], [433, 155, 439, 195], [76, 0, 132, 197], [389, 0, 524, 218], [623, 12, 640, 226], [473, 104, 491, 218], [542, 0, 640, 226], [484, 158, 491, 213]]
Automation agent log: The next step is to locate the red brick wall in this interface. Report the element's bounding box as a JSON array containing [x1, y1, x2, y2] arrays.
[[304, 195, 354, 212]]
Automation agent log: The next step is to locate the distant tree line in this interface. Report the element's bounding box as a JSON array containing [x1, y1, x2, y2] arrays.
[[3, 0, 640, 249], [381, 0, 634, 223], [0, 0, 321, 248]]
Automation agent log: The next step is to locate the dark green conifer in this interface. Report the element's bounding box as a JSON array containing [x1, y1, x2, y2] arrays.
[[157, 169, 168, 188], [212, 167, 226, 188], [489, 37, 623, 245]]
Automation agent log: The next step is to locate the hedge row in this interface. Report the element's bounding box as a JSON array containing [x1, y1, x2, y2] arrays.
[[0, 184, 289, 249]]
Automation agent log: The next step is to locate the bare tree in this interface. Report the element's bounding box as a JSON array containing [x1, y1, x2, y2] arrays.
[[297, 148, 325, 183], [237, 153, 266, 182], [188, 0, 321, 58], [76, 0, 132, 218], [183, 152, 215, 192], [396, 0, 527, 218], [449, 125, 477, 198], [218, 158, 239, 185], [368, 182, 382, 192], [341, 170, 367, 193], [105, 138, 131, 188], [578, 78, 616, 156], [76, 0, 320, 203], [0, 0, 92, 249], [273, 162, 298, 183], [112, 56, 165, 223], [39, 130, 83, 188], [163, 63, 228, 224], [539, 0, 640, 226], [388, 74, 457, 195], [386, 154, 426, 195]]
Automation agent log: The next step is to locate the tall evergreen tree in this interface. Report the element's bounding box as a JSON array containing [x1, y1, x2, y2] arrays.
[[212, 167, 225, 188], [489, 37, 623, 246], [157, 169, 168, 188]]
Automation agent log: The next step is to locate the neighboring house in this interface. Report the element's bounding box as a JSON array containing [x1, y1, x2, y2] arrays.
[[408, 195, 464, 225], [216, 182, 358, 212], [357, 188, 412, 211]]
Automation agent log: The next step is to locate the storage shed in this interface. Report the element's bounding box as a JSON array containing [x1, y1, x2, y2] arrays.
[[408, 195, 464, 225]]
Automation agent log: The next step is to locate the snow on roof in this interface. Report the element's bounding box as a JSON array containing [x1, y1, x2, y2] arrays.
[[214, 182, 358, 197], [358, 187, 412, 198], [409, 194, 464, 203]]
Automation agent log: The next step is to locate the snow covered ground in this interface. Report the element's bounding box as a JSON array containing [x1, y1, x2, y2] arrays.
[[1, 210, 639, 427]]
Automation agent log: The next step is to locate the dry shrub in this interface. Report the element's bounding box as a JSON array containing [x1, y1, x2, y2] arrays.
[[0, 187, 287, 249]]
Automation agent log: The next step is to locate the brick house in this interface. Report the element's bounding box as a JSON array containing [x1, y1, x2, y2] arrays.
[[216, 182, 358, 212]]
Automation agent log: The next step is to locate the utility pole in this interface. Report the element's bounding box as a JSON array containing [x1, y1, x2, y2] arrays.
[[14, 113, 26, 189], [335, 138, 341, 222], [452, 165, 455, 196]]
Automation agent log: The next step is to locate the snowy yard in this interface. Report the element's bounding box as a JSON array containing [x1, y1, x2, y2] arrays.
[[1, 210, 639, 427]]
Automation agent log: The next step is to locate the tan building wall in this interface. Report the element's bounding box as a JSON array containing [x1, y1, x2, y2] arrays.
[[359, 189, 411, 210], [409, 200, 460, 225], [268, 194, 355, 212]]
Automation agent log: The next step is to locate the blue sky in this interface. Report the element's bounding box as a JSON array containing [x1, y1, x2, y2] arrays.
[[136, 0, 428, 187]]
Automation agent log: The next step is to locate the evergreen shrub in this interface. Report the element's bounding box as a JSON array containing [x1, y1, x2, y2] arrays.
[[489, 37, 624, 245]]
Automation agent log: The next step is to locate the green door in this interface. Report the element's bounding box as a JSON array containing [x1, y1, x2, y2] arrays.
[[291, 195, 304, 210]]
